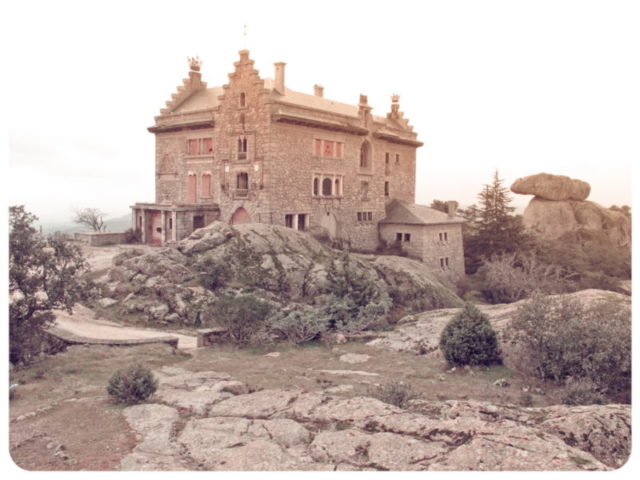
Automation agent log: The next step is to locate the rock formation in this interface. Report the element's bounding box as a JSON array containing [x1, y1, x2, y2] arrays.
[[510, 173, 630, 248], [511, 173, 590, 201], [119, 365, 630, 470], [93, 222, 462, 325]]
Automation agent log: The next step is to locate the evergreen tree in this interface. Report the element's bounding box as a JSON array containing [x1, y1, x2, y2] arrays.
[[463, 171, 531, 274]]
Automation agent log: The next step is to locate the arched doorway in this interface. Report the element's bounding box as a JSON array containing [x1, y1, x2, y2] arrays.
[[230, 207, 252, 225]]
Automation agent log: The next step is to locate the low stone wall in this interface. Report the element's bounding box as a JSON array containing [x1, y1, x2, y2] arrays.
[[44, 327, 179, 351], [75, 232, 127, 246]]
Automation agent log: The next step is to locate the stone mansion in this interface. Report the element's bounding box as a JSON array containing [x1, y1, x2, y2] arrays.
[[131, 50, 465, 277]]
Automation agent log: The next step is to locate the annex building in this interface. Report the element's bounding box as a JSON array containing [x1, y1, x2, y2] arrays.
[[132, 50, 465, 277]]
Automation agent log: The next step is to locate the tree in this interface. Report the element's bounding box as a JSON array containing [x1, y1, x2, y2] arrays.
[[9, 206, 89, 364], [73, 207, 106, 232], [463, 171, 532, 274]]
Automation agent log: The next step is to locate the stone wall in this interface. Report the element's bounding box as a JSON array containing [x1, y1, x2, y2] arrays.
[[75, 232, 127, 246]]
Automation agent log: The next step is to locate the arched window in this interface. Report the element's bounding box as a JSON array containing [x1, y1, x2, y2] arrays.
[[360, 141, 370, 168], [313, 177, 319, 196], [239, 92, 246, 107], [322, 178, 332, 196], [236, 172, 248, 190]]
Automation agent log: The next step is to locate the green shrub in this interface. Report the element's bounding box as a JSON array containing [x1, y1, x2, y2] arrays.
[[214, 294, 273, 346], [268, 307, 328, 344], [439, 303, 501, 366], [324, 254, 391, 332], [196, 256, 232, 290], [509, 294, 631, 397], [368, 380, 419, 408], [107, 364, 158, 404]]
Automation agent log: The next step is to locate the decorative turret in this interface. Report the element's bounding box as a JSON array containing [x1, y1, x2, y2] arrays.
[[386, 93, 412, 130]]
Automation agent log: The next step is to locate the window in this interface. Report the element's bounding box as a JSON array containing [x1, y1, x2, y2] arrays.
[[360, 180, 370, 201], [187, 173, 197, 203], [313, 177, 319, 196], [360, 141, 371, 168], [285, 214, 294, 228], [238, 137, 248, 160], [357, 211, 373, 224], [440, 257, 450, 269], [384, 181, 389, 197], [334, 178, 341, 196], [395, 153, 400, 165], [404, 233, 411, 242], [396, 232, 402, 242], [396, 232, 410, 242], [314, 139, 344, 159], [239, 92, 246, 107], [284, 213, 307, 231], [202, 173, 212, 197], [168, 218, 173, 229], [187, 138, 213, 155], [236, 172, 248, 190], [385, 152, 390, 164], [193, 215, 205, 230], [297, 214, 306, 231], [439, 232, 448, 242], [322, 178, 333, 196]]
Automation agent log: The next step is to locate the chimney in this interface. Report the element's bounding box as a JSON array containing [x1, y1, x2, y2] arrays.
[[187, 56, 203, 87], [446, 201, 458, 218], [314, 84, 324, 97], [274, 62, 286, 95]]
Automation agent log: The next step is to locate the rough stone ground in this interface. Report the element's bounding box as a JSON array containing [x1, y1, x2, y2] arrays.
[[115, 366, 628, 471]]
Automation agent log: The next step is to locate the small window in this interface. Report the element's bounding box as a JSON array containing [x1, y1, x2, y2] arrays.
[[384, 181, 389, 197], [367, 212, 373, 221], [202, 173, 212, 197], [168, 218, 173, 229], [334, 178, 341, 196], [203, 138, 213, 154], [385, 152, 390, 164], [440, 257, 450, 269], [313, 177, 319, 196], [396, 233, 402, 242], [193, 215, 205, 230], [188, 139, 199, 156], [322, 178, 332, 196], [357, 212, 363, 222], [439, 232, 448, 242], [360, 142, 370, 168], [297, 214, 306, 231], [404, 233, 411, 242], [285, 214, 294, 228], [236, 172, 248, 190], [239, 92, 246, 107], [238, 137, 248, 159], [395, 154, 400, 165]]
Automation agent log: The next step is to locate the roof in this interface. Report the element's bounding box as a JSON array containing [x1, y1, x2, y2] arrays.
[[380, 199, 465, 226], [172, 86, 224, 113]]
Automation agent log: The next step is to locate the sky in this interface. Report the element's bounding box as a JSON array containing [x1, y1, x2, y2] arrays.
[[4, 0, 639, 225]]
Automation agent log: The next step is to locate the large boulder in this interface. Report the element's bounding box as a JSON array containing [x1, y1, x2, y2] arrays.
[[511, 173, 591, 201], [522, 198, 630, 246]]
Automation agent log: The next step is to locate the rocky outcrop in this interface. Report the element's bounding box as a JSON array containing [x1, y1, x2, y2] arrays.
[[96, 222, 461, 326], [366, 289, 631, 372], [119, 366, 629, 471], [521, 197, 630, 247], [511, 173, 591, 201]]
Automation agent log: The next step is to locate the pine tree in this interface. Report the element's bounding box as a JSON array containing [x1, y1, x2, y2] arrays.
[[464, 171, 531, 273]]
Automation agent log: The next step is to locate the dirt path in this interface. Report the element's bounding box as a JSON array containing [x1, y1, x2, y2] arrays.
[[53, 305, 198, 350]]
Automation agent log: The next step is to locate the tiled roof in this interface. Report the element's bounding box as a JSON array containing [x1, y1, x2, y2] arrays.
[[380, 199, 465, 226]]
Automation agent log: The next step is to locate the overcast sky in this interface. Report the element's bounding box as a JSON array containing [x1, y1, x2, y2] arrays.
[[5, 0, 638, 225]]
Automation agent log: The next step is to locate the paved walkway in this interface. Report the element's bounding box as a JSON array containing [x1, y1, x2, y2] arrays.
[[52, 304, 198, 350]]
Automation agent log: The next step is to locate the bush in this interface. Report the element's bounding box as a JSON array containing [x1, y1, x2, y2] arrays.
[[439, 303, 501, 366], [107, 364, 158, 404], [368, 380, 419, 408], [197, 256, 232, 290], [123, 228, 142, 244], [561, 377, 606, 406], [478, 252, 568, 304], [268, 307, 328, 344], [509, 294, 631, 397], [324, 254, 391, 332], [214, 294, 273, 346]]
